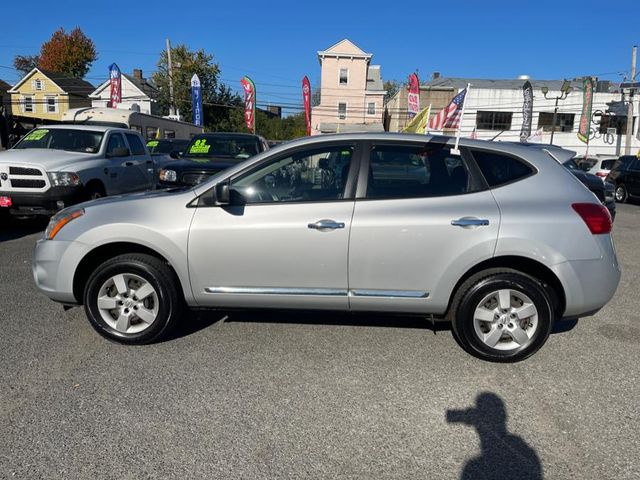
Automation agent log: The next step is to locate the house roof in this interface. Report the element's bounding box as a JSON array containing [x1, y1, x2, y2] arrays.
[[424, 76, 618, 93], [89, 73, 158, 99], [318, 39, 372, 62], [0, 79, 11, 92], [8, 68, 94, 97]]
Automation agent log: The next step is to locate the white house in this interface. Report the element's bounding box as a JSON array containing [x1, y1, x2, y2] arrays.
[[89, 69, 159, 115], [416, 77, 639, 156]]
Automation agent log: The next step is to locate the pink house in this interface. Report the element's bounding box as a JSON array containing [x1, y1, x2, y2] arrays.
[[311, 39, 386, 135]]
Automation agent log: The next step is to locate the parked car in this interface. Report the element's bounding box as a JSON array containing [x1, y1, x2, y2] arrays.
[[0, 125, 154, 217], [146, 139, 190, 157], [33, 134, 620, 362], [577, 155, 617, 180], [157, 132, 269, 187], [605, 155, 640, 203], [562, 157, 616, 220]]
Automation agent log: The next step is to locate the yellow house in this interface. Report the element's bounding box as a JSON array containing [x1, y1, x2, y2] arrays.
[[8, 68, 94, 122]]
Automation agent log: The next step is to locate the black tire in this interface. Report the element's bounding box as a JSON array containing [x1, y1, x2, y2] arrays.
[[615, 184, 628, 203], [83, 253, 183, 344], [85, 182, 106, 201], [449, 268, 554, 363]]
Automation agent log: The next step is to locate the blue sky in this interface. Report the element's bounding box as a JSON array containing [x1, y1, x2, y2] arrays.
[[1, 0, 637, 113]]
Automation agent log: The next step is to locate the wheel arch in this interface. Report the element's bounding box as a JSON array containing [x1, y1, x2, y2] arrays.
[[84, 178, 107, 197], [73, 242, 182, 304], [445, 255, 566, 318]]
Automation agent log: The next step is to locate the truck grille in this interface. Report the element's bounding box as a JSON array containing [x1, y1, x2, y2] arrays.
[[0, 165, 49, 192]]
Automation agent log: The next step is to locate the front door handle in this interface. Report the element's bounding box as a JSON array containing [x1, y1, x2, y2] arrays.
[[308, 219, 345, 230], [451, 217, 490, 228]]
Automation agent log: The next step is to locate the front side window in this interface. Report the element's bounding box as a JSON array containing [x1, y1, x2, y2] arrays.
[[231, 145, 354, 204], [472, 149, 534, 187], [125, 133, 146, 156], [366, 145, 470, 199], [338, 103, 347, 120], [107, 133, 127, 155], [339, 68, 348, 85]]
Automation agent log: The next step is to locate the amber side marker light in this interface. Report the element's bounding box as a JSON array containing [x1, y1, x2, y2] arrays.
[[45, 209, 84, 240]]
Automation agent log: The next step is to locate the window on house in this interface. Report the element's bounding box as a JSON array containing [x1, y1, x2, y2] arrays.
[[338, 103, 347, 120], [45, 96, 57, 113], [538, 112, 575, 132], [23, 96, 34, 113], [339, 69, 348, 85], [34, 79, 44, 90], [598, 114, 636, 135], [367, 102, 376, 115], [476, 111, 513, 130]]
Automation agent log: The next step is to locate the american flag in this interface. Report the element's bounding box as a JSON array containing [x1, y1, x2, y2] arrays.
[[428, 88, 467, 131]]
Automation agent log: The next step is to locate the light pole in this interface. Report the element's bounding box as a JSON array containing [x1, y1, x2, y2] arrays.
[[541, 80, 573, 145]]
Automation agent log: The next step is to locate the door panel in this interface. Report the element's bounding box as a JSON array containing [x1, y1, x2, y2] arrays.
[[348, 192, 500, 314], [188, 202, 354, 309], [124, 133, 154, 192]]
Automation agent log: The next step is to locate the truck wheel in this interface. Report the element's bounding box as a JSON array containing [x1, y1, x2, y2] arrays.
[[615, 184, 628, 203], [85, 182, 106, 201], [449, 269, 554, 363], [83, 253, 184, 344]]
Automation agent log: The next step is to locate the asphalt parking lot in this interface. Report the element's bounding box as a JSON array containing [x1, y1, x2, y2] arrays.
[[1, 205, 639, 480]]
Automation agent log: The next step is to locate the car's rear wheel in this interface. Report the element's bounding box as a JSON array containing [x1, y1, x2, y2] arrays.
[[449, 269, 554, 362], [83, 253, 183, 344], [615, 184, 628, 203]]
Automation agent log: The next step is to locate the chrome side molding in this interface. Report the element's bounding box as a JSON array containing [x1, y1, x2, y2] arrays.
[[205, 287, 429, 298]]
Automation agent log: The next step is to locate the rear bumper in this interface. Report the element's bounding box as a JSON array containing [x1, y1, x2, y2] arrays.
[[0, 186, 85, 216]]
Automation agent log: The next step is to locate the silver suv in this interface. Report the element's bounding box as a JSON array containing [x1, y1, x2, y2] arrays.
[[33, 134, 620, 362]]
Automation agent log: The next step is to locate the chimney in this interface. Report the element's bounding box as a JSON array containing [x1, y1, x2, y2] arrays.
[[432, 71, 441, 80], [133, 69, 143, 80]]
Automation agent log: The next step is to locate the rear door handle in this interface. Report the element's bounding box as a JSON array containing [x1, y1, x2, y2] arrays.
[[451, 217, 490, 228], [308, 219, 345, 230]]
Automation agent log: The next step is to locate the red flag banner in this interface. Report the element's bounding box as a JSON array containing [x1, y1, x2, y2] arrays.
[[302, 76, 311, 136], [108, 63, 121, 108], [240, 76, 256, 133], [407, 73, 420, 117]]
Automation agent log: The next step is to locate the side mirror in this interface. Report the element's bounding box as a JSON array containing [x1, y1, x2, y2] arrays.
[[107, 147, 130, 158], [215, 182, 230, 205]]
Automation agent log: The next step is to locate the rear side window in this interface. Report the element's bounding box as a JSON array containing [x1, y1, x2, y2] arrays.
[[366, 145, 472, 199], [471, 150, 534, 187], [125, 133, 146, 156]]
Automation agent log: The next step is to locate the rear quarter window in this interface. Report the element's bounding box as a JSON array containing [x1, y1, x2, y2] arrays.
[[471, 149, 534, 187]]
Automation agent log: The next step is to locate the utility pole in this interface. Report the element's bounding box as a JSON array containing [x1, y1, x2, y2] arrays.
[[166, 38, 176, 117], [624, 45, 637, 155]]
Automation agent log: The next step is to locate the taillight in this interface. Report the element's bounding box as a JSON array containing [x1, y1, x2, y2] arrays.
[[596, 171, 608, 178], [572, 203, 612, 234]]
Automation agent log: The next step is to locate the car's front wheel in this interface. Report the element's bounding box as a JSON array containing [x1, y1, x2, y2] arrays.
[[450, 269, 554, 362], [83, 253, 183, 344]]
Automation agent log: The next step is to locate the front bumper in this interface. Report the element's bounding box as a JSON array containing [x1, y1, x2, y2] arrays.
[[33, 238, 88, 304], [1, 186, 85, 216]]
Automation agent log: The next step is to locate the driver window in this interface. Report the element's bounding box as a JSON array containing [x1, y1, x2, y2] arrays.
[[231, 145, 354, 204], [106, 133, 126, 155]]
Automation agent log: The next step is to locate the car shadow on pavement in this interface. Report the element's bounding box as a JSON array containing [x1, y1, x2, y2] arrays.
[[446, 392, 543, 480], [168, 310, 581, 341], [0, 215, 49, 242]]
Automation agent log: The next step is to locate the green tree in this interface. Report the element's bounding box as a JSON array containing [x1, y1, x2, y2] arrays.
[[152, 45, 241, 130], [383, 80, 402, 104], [13, 55, 40, 75], [38, 27, 97, 77]]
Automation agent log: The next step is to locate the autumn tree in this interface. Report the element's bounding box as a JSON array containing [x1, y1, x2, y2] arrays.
[[152, 44, 241, 130], [13, 27, 97, 78]]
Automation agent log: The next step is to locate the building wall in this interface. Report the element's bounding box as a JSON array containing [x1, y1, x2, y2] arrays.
[[386, 87, 456, 132], [311, 42, 385, 134], [90, 76, 153, 114], [455, 86, 640, 155], [9, 71, 90, 121]]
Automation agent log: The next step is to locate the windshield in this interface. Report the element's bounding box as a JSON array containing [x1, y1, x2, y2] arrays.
[[147, 139, 188, 155], [185, 135, 260, 160], [14, 129, 104, 153]]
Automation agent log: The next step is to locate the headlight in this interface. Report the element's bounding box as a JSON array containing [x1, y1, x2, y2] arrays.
[[44, 207, 84, 240], [159, 169, 178, 182], [48, 172, 81, 187]]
